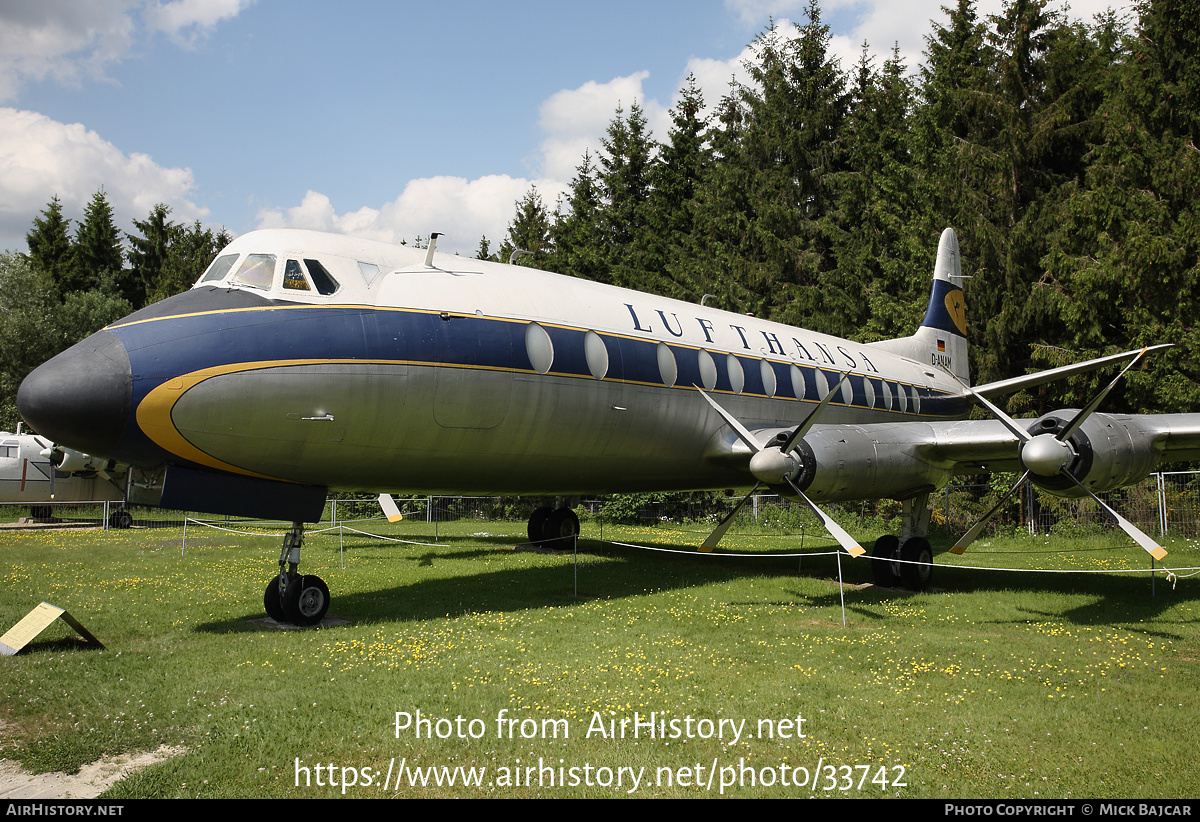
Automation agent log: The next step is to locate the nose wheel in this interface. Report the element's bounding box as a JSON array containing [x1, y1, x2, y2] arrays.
[[264, 522, 329, 626]]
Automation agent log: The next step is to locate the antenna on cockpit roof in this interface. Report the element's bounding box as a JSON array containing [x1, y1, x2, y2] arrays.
[[424, 233, 442, 267]]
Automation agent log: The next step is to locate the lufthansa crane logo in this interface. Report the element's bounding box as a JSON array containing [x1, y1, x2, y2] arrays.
[[945, 289, 966, 336]]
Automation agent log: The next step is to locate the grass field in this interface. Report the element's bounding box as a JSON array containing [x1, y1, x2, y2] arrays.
[[0, 516, 1196, 798]]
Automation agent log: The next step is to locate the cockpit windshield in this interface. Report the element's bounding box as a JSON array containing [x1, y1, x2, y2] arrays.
[[232, 254, 277, 290], [200, 254, 239, 284]]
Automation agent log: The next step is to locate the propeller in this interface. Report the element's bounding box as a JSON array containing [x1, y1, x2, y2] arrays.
[[697, 374, 865, 556], [948, 349, 1167, 560], [378, 493, 403, 523]]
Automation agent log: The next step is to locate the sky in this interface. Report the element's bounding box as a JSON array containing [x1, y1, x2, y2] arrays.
[[0, 0, 1138, 258]]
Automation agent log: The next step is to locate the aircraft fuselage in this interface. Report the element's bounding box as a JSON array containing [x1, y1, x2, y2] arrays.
[[18, 229, 970, 519]]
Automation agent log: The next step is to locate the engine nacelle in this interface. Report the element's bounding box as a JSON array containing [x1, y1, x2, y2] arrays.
[[46, 446, 103, 474], [786, 425, 953, 502], [1023, 411, 1161, 498]]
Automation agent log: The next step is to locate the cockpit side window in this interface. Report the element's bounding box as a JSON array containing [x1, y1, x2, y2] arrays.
[[356, 261, 380, 286], [232, 254, 276, 290], [283, 259, 312, 291], [304, 259, 340, 295], [200, 254, 239, 284]]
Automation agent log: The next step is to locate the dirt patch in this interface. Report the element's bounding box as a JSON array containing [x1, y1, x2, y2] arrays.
[[0, 745, 184, 799]]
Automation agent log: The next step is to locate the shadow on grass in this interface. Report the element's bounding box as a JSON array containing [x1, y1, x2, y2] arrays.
[[193, 531, 1196, 634], [192, 535, 837, 633]]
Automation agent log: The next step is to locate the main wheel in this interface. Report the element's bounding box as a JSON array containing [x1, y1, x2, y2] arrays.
[[109, 509, 133, 529], [899, 537, 933, 591], [282, 575, 330, 626], [527, 506, 553, 545], [871, 535, 901, 587], [543, 508, 580, 550], [263, 576, 286, 621]]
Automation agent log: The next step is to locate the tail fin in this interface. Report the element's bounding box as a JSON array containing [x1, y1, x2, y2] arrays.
[[866, 227, 969, 383]]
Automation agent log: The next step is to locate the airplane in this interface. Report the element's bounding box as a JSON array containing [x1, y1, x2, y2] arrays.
[[15, 227, 1200, 625], [0, 425, 128, 525]]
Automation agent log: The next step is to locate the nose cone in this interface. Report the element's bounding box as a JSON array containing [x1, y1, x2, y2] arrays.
[[17, 330, 132, 459]]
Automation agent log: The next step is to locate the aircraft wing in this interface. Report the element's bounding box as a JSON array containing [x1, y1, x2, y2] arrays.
[[916, 413, 1200, 474]]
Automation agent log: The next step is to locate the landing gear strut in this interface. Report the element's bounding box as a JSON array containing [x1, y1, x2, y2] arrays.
[[527, 503, 580, 550], [870, 494, 934, 591], [264, 521, 329, 626]]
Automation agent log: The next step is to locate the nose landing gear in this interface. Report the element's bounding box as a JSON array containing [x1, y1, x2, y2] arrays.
[[264, 522, 330, 626]]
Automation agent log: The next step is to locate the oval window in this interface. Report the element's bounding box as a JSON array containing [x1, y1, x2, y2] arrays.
[[760, 360, 776, 398], [726, 354, 745, 395], [526, 322, 554, 375], [657, 343, 678, 388], [790, 365, 806, 400], [584, 330, 609, 379], [698, 350, 718, 391]]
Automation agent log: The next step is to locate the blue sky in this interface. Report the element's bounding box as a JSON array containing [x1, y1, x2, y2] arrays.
[[0, 0, 1134, 257]]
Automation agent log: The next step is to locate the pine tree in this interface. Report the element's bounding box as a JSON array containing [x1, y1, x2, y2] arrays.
[[74, 189, 124, 293], [500, 188, 553, 267], [679, 6, 850, 329], [598, 103, 658, 290], [25, 196, 76, 291], [149, 222, 232, 302], [127, 203, 179, 309], [1038, 0, 1200, 412], [552, 151, 607, 281], [827, 44, 927, 341], [645, 75, 709, 298]]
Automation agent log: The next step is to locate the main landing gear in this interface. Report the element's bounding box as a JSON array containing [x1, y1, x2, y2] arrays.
[[527, 503, 580, 550], [264, 521, 330, 626], [870, 493, 934, 591]]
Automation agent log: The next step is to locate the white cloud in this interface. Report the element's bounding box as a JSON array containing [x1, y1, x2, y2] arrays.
[[143, 0, 256, 46], [0, 0, 254, 102], [0, 1, 139, 101], [256, 175, 569, 257], [0, 108, 208, 252], [535, 71, 671, 182], [722, 0, 1139, 78]]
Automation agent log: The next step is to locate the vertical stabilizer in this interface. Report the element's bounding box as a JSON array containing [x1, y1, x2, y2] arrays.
[[866, 227, 970, 383]]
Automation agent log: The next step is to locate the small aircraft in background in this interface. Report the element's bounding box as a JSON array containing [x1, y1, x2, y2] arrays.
[[17, 227, 1200, 624], [0, 425, 128, 526]]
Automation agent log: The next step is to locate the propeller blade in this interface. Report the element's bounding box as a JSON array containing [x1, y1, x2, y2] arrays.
[[950, 470, 1030, 554], [1058, 348, 1148, 442], [947, 372, 1032, 444], [378, 493, 403, 522], [696, 387, 765, 452], [785, 477, 865, 556], [1061, 473, 1168, 561], [700, 483, 762, 552], [781, 371, 850, 454]]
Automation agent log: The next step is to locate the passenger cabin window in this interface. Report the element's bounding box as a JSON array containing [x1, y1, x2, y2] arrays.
[[232, 254, 276, 289], [200, 254, 239, 284]]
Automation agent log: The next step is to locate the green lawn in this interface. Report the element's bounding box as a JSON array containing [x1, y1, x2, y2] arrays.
[[0, 517, 1195, 798]]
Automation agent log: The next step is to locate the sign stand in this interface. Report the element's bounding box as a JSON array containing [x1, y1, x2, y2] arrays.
[[0, 602, 104, 656]]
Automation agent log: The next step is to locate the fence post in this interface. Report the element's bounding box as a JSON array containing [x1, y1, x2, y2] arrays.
[[1157, 472, 1167, 537]]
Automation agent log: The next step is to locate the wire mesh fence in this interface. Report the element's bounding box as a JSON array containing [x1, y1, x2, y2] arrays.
[[3, 470, 1199, 542]]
